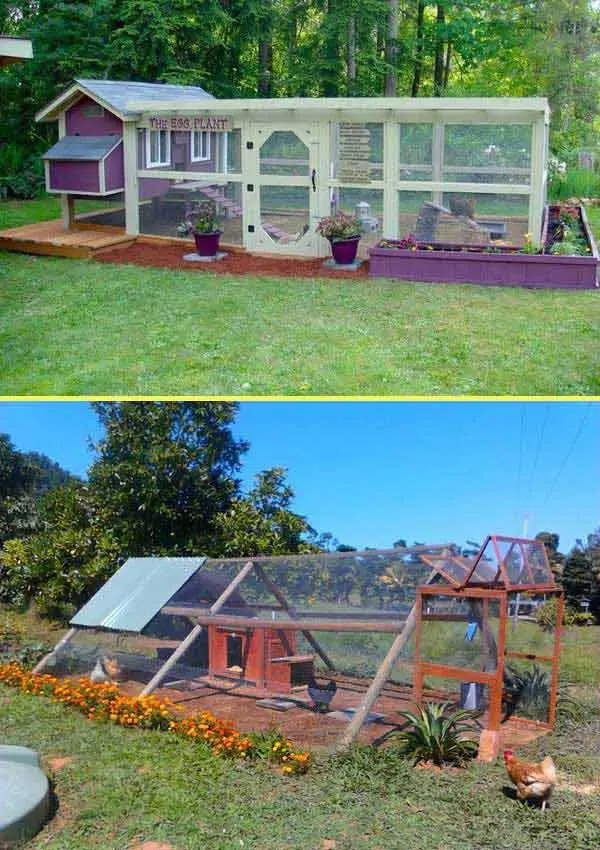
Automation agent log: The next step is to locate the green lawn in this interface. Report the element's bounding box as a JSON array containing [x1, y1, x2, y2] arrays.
[[1, 610, 599, 850], [1, 197, 599, 396]]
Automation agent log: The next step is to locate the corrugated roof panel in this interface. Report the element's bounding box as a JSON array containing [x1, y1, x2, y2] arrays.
[[76, 79, 214, 116], [43, 135, 121, 161], [71, 557, 206, 632]]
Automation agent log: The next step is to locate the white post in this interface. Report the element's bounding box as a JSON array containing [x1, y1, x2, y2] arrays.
[[432, 121, 445, 206], [383, 116, 399, 239], [529, 115, 547, 242], [123, 120, 140, 236]]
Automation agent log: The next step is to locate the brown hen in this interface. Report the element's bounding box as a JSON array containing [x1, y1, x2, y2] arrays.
[[503, 750, 557, 811]]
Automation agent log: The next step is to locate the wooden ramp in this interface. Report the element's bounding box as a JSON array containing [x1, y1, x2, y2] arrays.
[[0, 219, 135, 259]]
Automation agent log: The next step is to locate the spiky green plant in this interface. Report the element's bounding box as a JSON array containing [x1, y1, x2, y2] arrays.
[[393, 702, 478, 766]]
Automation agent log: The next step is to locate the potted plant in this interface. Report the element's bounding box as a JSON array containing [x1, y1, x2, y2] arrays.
[[317, 211, 364, 265], [177, 200, 222, 257]]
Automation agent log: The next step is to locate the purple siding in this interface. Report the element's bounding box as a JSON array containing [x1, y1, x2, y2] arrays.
[[369, 247, 599, 289], [104, 142, 124, 191], [49, 160, 100, 193], [66, 96, 123, 136]]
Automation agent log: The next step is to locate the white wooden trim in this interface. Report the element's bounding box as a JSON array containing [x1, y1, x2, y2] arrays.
[[58, 113, 66, 138], [145, 128, 171, 167], [132, 96, 549, 114], [123, 121, 140, 236], [383, 121, 398, 238], [190, 129, 211, 162], [99, 160, 106, 194], [46, 187, 124, 196], [432, 122, 444, 205], [137, 169, 242, 182], [0, 36, 32, 63], [396, 181, 531, 195], [529, 116, 546, 240]]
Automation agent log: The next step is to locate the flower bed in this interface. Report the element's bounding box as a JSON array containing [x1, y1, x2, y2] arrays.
[[369, 205, 599, 290], [0, 663, 310, 775]]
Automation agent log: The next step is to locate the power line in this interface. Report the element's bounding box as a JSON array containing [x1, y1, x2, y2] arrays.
[[525, 403, 551, 507], [542, 403, 592, 507], [514, 403, 526, 531]]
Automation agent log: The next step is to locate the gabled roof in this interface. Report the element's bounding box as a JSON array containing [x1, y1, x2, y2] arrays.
[[36, 78, 214, 123], [42, 135, 122, 161], [71, 557, 207, 632]]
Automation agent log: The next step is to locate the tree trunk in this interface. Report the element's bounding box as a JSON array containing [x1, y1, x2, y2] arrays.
[[323, 0, 340, 96], [347, 16, 357, 94], [258, 39, 273, 96], [384, 0, 399, 96], [443, 41, 452, 90], [433, 3, 446, 96], [411, 0, 425, 97]]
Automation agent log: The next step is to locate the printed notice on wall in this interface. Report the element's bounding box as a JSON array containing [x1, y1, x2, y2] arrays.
[[337, 123, 372, 183]]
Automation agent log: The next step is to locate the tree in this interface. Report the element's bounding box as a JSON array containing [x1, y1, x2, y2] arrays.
[[88, 402, 249, 556], [535, 530, 566, 581], [213, 467, 316, 556], [562, 546, 594, 610]]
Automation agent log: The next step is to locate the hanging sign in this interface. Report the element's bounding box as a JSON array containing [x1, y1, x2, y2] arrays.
[[140, 115, 232, 131], [337, 122, 372, 183]]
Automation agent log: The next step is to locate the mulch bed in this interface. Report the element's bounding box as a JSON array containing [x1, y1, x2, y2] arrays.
[[94, 240, 370, 280]]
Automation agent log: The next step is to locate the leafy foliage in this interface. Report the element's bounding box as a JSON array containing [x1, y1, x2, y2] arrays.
[[536, 597, 576, 632], [393, 702, 478, 766]]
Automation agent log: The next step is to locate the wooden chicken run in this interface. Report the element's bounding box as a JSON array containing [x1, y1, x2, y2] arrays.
[[34, 536, 562, 759]]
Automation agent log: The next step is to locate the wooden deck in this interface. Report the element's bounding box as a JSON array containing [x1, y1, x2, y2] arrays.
[[0, 219, 135, 259]]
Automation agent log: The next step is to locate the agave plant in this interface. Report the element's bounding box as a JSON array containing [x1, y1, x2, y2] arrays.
[[394, 702, 478, 766], [503, 663, 550, 721]]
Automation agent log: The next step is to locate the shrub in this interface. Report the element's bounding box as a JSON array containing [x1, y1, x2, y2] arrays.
[[573, 612, 596, 626], [536, 598, 576, 632], [393, 702, 478, 766]]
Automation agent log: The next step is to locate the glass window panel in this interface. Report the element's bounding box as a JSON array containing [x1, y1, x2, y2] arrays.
[[260, 185, 309, 244], [334, 187, 383, 258], [138, 178, 243, 246], [443, 124, 532, 185], [259, 130, 309, 177], [436, 192, 529, 246], [398, 190, 434, 240], [399, 123, 433, 181]]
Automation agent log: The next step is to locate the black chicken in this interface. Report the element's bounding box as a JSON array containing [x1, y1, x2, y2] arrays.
[[307, 677, 337, 713]]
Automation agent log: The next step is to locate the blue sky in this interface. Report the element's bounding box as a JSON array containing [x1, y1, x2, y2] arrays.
[[0, 401, 597, 553]]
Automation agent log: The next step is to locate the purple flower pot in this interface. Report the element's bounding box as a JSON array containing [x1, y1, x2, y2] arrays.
[[330, 237, 360, 265], [193, 231, 221, 257]]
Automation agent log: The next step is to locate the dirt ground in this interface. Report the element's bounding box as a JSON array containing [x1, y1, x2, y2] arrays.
[[94, 241, 369, 279], [117, 674, 548, 753]]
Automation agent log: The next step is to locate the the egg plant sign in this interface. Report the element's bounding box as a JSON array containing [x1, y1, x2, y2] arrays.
[[147, 115, 231, 131]]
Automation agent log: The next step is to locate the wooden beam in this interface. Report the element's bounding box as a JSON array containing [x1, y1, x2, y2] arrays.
[[253, 563, 335, 670], [161, 610, 407, 634], [141, 562, 254, 695], [32, 627, 77, 674], [337, 569, 438, 749]]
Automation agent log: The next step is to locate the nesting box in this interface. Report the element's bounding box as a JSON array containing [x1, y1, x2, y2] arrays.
[[43, 135, 124, 196]]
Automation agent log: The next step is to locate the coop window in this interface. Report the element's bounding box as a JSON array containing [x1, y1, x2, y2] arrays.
[[83, 103, 105, 118], [146, 129, 170, 167], [191, 130, 211, 163], [226, 634, 243, 669]]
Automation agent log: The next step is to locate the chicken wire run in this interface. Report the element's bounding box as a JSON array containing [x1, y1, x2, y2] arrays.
[[33, 535, 563, 758]]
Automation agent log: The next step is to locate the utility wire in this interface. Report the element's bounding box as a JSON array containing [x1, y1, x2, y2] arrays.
[[514, 404, 526, 531], [525, 403, 551, 507], [542, 403, 592, 506]]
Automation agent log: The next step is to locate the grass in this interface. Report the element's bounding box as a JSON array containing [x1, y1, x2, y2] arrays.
[[1, 608, 599, 849], [1, 196, 599, 395]]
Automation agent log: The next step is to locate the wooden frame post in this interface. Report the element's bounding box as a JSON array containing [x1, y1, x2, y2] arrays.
[[32, 627, 77, 674], [548, 591, 564, 727], [140, 561, 255, 695], [338, 570, 437, 750], [123, 120, 140, 236]]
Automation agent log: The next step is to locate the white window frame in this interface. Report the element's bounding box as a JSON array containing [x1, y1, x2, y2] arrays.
[[191, 130, 211, 163], [146, 129, 171, 167]]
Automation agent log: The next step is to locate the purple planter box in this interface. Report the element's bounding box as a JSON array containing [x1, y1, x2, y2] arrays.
[[369, 206, 599, 290]]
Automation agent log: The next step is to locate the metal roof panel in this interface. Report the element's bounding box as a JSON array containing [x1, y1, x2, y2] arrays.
[[71, 557, 206, 632]]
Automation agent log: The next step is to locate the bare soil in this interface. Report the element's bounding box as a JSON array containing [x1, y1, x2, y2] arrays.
[[94, 241, 369, 280]]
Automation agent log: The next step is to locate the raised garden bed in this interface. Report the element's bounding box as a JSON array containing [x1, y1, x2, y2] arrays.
[[369, 204, 599, 290]]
